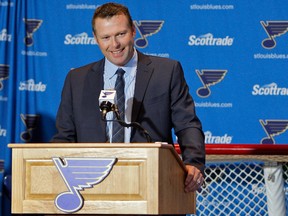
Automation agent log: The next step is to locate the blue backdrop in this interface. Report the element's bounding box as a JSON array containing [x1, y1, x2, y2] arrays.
[[1, 0, 288, 214]]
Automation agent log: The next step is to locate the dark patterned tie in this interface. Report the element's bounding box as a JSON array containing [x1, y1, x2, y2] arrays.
[[112, 68, 125, 143]]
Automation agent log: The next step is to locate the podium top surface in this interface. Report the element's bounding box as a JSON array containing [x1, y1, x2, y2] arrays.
[[8, 142, 171, 149], [8, 142, 186, 171]]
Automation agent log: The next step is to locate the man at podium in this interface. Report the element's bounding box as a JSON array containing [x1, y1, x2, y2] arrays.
[[51, 2, 205, 196]]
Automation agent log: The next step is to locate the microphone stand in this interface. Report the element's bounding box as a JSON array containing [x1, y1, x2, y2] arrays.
[[102, 105, 152, 143]]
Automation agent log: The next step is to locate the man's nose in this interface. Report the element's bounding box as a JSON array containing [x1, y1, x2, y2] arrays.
[[111, 37, 120, 47]]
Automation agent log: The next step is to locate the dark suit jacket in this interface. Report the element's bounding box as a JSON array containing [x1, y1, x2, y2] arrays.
[[52, 51, 205, 170]]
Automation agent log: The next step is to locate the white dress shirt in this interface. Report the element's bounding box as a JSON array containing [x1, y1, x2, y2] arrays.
[[103, 49, 137, 143]]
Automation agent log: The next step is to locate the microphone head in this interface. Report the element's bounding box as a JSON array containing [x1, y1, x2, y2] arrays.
[[99, 101, 113, 112]]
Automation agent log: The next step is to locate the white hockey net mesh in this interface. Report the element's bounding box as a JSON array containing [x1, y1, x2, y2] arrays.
[[193, 160, 288, 216]]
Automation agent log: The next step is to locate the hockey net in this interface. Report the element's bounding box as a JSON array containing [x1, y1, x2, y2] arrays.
[[175, 144, 288, 216]]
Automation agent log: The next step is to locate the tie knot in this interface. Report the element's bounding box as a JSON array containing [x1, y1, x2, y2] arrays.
[[116, 68, 125, 77]]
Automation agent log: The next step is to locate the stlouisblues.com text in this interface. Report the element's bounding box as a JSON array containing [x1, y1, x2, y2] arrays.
[[190, 4, 234, 10], [254, 53, 288, 59], [195, 101, 233, 108]]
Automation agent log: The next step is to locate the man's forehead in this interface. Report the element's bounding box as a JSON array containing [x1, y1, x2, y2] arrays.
[[94, 15, 132, 32]]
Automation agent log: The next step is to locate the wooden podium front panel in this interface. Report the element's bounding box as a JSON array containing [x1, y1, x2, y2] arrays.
[[11, 146, 159, 214]]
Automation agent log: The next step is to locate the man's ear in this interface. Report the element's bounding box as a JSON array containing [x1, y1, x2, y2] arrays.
[[132, 25, 136, 37]]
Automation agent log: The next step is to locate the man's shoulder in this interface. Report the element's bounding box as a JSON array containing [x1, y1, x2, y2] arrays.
[[69, 58, 104, 75], [138, 51, 179, 65]]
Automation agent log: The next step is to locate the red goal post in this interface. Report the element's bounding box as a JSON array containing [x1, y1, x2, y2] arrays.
[[174, 143, 288, 161]]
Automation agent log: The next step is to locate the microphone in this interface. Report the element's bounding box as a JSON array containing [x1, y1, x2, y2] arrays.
[[98, 90, 152, 143], [99, 90, 116, 120]]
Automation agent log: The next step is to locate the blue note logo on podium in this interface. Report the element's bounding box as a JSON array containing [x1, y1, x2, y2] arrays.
[[23, 18, 43, 46], [133, 20, 164, 48], [195, 69, 228, 98], [261, 21, 288, 49], [259, 119, 288, 144], [53, 157, 117, 213]]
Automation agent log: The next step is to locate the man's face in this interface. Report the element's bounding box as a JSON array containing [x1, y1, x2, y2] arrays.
[[93, 14, 136, 67]]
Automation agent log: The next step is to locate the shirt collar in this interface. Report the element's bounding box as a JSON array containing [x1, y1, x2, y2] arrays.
[[105, 49, 138, 79]]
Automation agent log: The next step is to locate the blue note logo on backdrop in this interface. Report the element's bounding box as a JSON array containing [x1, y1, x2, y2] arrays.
[[259, 119, 288, 144], [23, 18, 43, 46], [196, 69, 228, 97], [0, 64, 9, 102], [194, 69, 232, 108], [0, 64, 9, 92], [188, 33, 234, 46], [133, 20, 164, 48], [252, 82, 288, 96], [261, 21, 288, 49], [20, 114, 40, 142], [0, 29, 12, 42], [22, 18, 47, 57]]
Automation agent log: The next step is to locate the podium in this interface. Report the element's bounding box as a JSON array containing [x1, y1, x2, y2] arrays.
[[8, 143, 195, 215]]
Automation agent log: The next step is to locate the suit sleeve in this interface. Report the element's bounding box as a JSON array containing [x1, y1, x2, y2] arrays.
[[170, 62, 205, 173]]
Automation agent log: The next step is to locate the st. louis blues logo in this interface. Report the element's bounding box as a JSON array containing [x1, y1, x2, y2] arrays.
[[23, 18, 43, 46], [53, 157, 117, 213], [196, 69, 228, 97], [0, 64, 9, 91], [133, 20, 164, 48], [20, 114, 40, 142], [261, 21, 288, 49], [260, 119, 288, 144], [101, 90, 114, 98]]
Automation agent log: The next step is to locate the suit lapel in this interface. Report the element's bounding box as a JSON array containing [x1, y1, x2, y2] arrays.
[[88, 59, 105, 93], [131, 52, 153, 122], [84, 59, 106, 138]]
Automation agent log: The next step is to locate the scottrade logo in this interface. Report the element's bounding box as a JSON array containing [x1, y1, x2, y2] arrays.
[[261, 21, 288, 49], [19, 79, 47, 92], [205, 131, 233, 144], [0, 125, 7, 137], [260, 119, 288, 144], [23, 18, 43, 46], [64, 32, 97, 45], [188, 33, 234, 46], [0, 29, 12, 42], [0, 1, 14, 7], [133, 20, 164, 48], [252, 82, 288, 96], [196, 69, 228, 97]]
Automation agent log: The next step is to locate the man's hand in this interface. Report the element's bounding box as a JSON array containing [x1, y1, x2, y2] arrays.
[[184, 165, 204, 192]]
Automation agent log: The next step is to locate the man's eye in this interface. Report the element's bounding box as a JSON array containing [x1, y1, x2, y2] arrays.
[[102, 36, 109, 40], [118, 32, 126, 37]]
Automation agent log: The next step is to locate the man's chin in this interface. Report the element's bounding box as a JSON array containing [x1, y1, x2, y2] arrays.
[[109, 57, 128, 67]]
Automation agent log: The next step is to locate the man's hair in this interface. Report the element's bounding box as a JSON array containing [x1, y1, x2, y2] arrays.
[[92, 3, 133, 34]]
